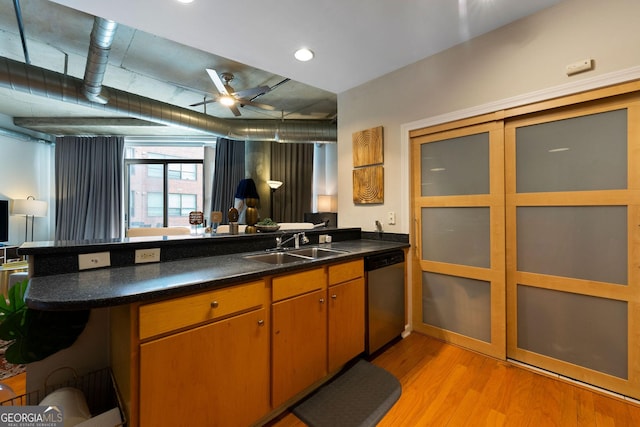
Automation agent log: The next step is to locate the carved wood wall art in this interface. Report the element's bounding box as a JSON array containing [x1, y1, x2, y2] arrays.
[[352, 126, 383, 167], [352, 126, 384, 204], [353, 165, 384, 204]]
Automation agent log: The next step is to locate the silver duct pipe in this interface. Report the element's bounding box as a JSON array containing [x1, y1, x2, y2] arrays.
[[0, 56, 337, 143], [82, 17, 118, 104]]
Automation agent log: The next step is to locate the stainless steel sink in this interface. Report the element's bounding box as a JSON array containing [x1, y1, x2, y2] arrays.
[[288, 247, 347, 259], [244, 252, 307, 264], [244, 247, 347, 264]]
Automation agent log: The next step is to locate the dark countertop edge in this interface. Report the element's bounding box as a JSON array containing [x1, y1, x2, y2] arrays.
[[25, 238, 409, 311], [18, 227, 366, 255]]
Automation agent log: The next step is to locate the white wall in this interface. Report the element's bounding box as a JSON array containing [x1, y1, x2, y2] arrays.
[[337, 0, 640, 233], [0, 116, 55, 245]]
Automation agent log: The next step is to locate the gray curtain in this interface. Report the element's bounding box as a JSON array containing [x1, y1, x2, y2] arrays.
[[55, 136, 124, 241], [271, 143, 314, 222], [211, 138, 245, 223]]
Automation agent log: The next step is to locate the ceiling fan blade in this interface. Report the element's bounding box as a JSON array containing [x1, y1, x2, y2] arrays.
[[233, 85, 271, 99], [229, 104, 241, 116], [239, 100, 276, 111], [206, 68, 229, 95], [189, 98, 215, 107]]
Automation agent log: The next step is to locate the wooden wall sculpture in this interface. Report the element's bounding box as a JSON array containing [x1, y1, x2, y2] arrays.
[[353, 126, 383, 167], [352, 126, 384, 204]]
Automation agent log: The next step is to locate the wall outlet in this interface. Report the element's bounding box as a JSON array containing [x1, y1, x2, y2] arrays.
[[387, 211, 396, 225], [78, 252, 111, 270], [135, 248, 161, 264]]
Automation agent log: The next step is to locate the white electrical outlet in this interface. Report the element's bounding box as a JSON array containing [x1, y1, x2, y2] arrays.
[[78, 252, 111, 270], [135, 248, 161, 264], [387, 211, 396, 225]]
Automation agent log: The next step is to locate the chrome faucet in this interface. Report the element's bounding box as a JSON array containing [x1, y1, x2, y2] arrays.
[[275, 232, 309, 250]]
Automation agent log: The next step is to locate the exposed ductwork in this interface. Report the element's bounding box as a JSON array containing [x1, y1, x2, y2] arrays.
[[82, 17, 118, 104], [0, 57, 337, 143]]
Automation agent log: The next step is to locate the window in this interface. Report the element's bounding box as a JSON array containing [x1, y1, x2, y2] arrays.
[[168, 193, 197, 217], [125, 145, 206, 229]]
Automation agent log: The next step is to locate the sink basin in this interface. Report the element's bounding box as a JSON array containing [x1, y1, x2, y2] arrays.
[[245, 247, 347, 264], [244, 252, 307, 265], [288, 247, 347, 259]]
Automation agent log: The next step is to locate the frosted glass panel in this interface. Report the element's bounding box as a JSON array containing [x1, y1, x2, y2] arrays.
[[421, 133, 489, 196], [517, 206, 627, 284], [422, 207, 490, 268], [516, 109, 627, 193], [517, 285, 627, 379], [423, 272, 491, 342]]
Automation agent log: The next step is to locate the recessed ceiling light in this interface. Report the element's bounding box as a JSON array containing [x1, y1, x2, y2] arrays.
[[176, 0, 194, 4], [294, 48, 314, 62]]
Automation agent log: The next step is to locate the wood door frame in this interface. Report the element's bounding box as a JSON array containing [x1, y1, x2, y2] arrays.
[[411, 120, 506, 359], [505, 94, 640, 399], [409, 81, 640, 398]]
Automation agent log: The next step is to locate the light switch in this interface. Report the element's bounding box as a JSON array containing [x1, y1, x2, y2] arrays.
[[387, 211, 396, 225]]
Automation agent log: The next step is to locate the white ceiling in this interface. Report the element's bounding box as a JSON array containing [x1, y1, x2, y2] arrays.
[[0, 0, 563, 138], [50, 0, 562, 93]]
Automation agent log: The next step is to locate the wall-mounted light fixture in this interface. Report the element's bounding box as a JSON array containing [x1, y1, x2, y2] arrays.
[[12, 196, 48, 242]]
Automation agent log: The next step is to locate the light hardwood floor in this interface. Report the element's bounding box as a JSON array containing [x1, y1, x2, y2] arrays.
[[270, 333, 640, 426]]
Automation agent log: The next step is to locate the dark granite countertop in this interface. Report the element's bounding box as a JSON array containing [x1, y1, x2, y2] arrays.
[[25, 238, 409, 311]]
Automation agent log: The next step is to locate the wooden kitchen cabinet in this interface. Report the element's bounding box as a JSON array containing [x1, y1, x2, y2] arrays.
[[271, 260, 365, 406], [328, 259, 365, 373], [112, 279, 270, 427], [111, 258, 366, 426], [271, 268, 327, 408], [139, 307, 269, 427]]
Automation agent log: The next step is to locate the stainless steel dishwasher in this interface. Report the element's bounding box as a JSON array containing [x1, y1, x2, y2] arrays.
[[364, 249, 406, 355]]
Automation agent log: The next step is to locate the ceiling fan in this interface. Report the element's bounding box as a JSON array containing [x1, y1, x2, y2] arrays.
[[190, 69, 275, 116]]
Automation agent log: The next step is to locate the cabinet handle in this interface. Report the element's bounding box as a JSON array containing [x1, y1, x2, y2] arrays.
[[210, 301, 219, 308], [331, 294, 337, 299], [258, 319, 265, 326], [319, 298, 325, 304]]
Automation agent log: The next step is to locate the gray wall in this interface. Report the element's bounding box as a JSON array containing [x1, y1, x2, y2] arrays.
[[337, 0, 640, 233]]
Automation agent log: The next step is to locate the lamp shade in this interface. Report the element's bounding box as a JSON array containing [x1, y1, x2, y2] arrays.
[[317, 195, 336, 212], [12, 198, 48, 217], [267, 180, 283, 190]]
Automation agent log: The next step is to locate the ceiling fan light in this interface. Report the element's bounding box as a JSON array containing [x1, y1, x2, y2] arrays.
[[294, 48, 314, 62], [219, 95, 236, 106]]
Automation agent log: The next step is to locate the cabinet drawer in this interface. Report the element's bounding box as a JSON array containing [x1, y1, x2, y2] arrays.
[[272, 268, 326, 302], [328, 259, 364, 286], [139, 280, 266, 339]]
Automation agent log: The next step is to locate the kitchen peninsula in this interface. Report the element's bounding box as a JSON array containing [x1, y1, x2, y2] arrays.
[[19, 228, 409, 427]]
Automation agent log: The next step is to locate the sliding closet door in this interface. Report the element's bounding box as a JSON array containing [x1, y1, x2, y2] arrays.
[[505, 97, 640, 398], [411, 120, 506, 359]]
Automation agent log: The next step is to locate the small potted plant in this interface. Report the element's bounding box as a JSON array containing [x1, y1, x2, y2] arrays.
[[0, 280, 89, 364]]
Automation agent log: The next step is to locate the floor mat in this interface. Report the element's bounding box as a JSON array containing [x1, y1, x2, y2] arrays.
[[292, 359, 401, 427]]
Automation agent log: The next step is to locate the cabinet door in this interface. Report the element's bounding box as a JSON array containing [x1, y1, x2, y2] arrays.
[[328, 277, 365, 373], [139, 308, 269, 427], [272, 289, 327, 407]]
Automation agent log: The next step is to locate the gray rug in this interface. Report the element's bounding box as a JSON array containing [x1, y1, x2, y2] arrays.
[[292, 359, 401, 427]]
